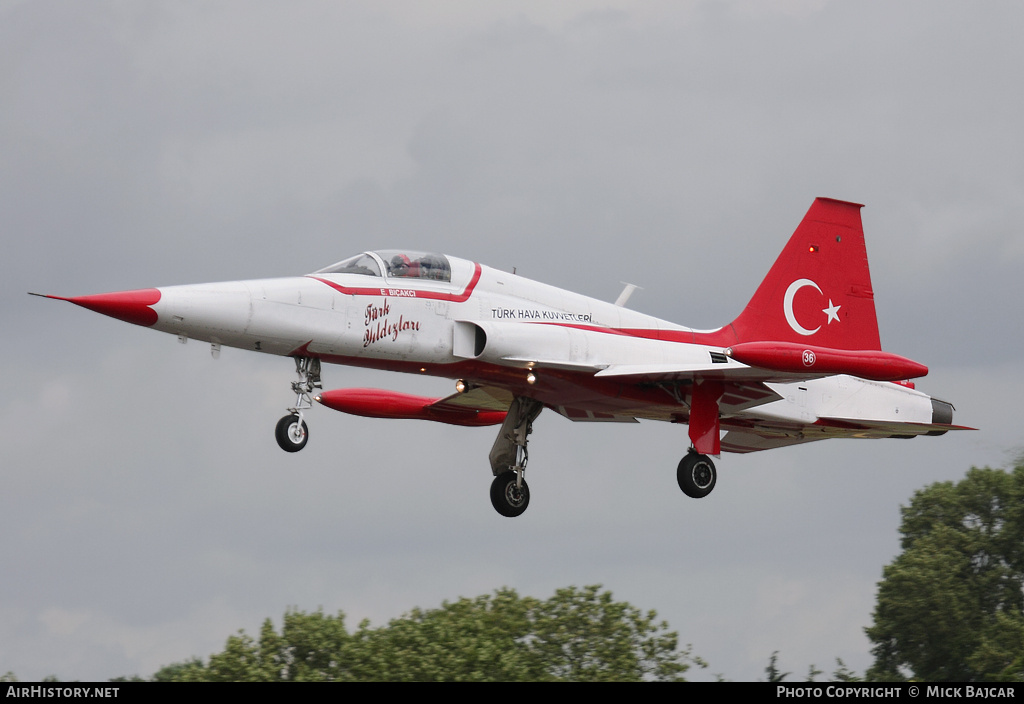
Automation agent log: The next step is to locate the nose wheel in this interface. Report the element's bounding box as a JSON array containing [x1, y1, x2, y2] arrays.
[[276, 414, 309, 452], [275, 356, 320, 453]]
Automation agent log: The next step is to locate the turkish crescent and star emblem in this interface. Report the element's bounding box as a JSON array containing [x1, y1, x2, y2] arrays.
[[783, 278, 841, 336]]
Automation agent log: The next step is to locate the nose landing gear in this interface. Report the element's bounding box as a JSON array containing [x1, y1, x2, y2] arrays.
[[275, 414, 309, 452], [275, 356, 321, 453]]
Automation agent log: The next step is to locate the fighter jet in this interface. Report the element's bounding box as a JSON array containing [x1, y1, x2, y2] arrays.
[[32, 198, 970, 517]]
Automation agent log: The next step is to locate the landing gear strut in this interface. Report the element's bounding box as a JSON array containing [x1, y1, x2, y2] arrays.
[[677, 449, 716, 498], [488, 397, 543, 517], [275, 356, 321, 453]]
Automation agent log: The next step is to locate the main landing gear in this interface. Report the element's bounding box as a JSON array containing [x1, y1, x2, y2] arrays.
[[275, 356, 321, 453], [488, 397, 543, 517], [677, 449, 717, 498], [490, 472, 530, 518]]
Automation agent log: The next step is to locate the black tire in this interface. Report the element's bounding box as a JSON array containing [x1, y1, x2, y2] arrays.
[[677, 452, 716, 498], [275, 414, 308, 452], [490, 471, 530, 517]]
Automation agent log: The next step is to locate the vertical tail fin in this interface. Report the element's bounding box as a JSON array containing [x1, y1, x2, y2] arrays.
[[728, 198, 882, 351]]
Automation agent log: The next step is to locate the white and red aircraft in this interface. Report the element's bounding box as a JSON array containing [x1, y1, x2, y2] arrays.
[[33, 198, 969, 517]]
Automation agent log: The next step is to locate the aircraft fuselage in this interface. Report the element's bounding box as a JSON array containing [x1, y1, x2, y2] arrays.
[[97, 251, 943, 441]]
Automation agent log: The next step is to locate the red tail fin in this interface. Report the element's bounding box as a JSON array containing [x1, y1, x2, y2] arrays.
[[728, 198, 881, 351]]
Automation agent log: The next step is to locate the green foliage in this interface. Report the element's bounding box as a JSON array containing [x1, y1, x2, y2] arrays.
[[156, 585, 703, 682], [865, 461, 1024, 682], [151, 657, 206, 682], [766, 655, 861, 683], [805, 663, 823, 681], [831, 658, 861, 682], [525, 585, 700, 681], [345, 588, 535, 681], [764, 651, 789, 682]]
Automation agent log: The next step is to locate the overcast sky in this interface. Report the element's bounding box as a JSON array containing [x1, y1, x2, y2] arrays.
[[3, 0, 1023, 682]]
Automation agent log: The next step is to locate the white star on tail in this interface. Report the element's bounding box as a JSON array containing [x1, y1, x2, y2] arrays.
[[823, 299, 841, 324]]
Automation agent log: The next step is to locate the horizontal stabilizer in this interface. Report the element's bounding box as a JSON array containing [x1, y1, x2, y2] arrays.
[[816, 416, 977, 437]]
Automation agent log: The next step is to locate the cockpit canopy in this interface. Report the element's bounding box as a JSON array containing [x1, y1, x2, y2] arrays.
[[315, 250, 452, 282]]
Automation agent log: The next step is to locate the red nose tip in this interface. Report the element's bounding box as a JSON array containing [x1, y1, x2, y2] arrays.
[[34, 289, 162, 327]]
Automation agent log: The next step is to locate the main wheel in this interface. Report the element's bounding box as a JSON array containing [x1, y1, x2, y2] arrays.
[[275, 414, 308, 452], [677, 452, 716, 498], [490, 471, 530, 517]]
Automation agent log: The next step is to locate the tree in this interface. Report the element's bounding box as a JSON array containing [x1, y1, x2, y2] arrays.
[[344, 588, 536, 681], [759, 654, 860, 683], [155, 610, 360, 682], [764, 651, 790, 682], [831, 658, 861, 682], [865, 461, 1024, 681], [522, 585, 699, 681], [156, 585, 704, 681]]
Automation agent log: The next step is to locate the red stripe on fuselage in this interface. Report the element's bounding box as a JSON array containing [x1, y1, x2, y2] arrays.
[[310, 265, 733, 347], [307, 263, 483, 303]]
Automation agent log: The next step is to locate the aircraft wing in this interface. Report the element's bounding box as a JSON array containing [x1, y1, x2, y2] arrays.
[[594, 361, 831, 384], [590, 362, 787, 415], [494, 351, 792, 424], [595, 362, 741, 379], [550, 377, 783, 424], [720, 417, 974, 454], [499, 357, 603, 373], [719, 429, 822, 454], [428, 384, 515, 413]]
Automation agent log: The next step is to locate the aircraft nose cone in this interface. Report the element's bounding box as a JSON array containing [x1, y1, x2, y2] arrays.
[[48, 289, 162, 327]]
